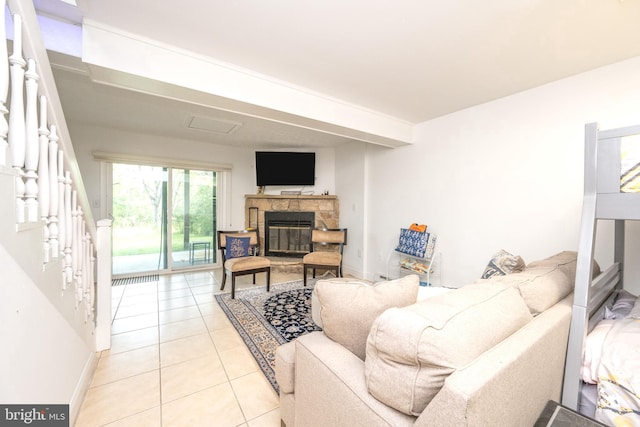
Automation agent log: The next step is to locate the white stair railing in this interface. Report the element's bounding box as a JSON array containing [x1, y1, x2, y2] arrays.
[[1, 0, 107, 324], [0, 0, 7, 166]]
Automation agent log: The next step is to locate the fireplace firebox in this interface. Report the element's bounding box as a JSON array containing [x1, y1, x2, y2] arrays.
[[264, 211, 315, 257]]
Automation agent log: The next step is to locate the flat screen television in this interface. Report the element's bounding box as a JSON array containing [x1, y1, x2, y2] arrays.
[[255, 151, 316, 186]]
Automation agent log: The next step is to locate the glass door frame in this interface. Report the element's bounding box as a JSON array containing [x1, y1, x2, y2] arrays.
[[103, 157, 230, 278]]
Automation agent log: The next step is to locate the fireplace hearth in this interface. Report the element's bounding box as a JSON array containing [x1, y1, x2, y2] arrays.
[[264, 211, 315, 257]]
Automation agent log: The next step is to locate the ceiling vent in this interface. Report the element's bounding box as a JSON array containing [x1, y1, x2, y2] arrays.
[[186, 116, 242, 135]]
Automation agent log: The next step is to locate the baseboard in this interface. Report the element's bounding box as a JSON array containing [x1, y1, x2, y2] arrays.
[[69, 351, 98, 426]]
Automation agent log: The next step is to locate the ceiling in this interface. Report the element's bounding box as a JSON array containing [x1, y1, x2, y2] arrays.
[[33, 0, 640, 149]]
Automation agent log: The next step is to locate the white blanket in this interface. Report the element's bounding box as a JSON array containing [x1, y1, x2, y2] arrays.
[[596, 318, 640, 426], [582, 320, 615, 384]]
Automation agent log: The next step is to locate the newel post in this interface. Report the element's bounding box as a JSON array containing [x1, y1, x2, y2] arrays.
[[95, 219, 113, 351]]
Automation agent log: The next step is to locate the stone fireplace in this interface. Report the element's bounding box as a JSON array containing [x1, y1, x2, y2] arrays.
[[245, 194, 339, 258]]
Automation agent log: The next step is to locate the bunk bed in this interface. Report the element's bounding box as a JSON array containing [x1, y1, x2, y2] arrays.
[[561, 122, 640, 425]]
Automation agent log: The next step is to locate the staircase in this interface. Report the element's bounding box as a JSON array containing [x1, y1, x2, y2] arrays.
[[0, 1, 111, 424]]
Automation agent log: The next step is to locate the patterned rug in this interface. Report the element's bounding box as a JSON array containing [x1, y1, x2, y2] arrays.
[[215, 279, 322, 393]]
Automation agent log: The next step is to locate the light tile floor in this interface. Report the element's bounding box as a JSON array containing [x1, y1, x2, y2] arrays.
[[75, 268, 298, 427]]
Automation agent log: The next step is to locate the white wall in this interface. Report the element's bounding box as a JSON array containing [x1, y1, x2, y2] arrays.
[[363, 56, 640, 293], [0, 169, 96, 424], [70, 125, 337, 234], [335, 141, 367, 278], [0, 244, 95, 409], [70, 56, 640, 295]]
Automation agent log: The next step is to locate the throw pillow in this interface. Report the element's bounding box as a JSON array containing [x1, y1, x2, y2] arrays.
[[312, 275, 419, 360], [480, 249, 525, 279], [226, 236, 250, 259], [604, 290, 637, 319], [627, 297, 640, 319], [396, 228, 429, 258], [409, 223, 427, 233]]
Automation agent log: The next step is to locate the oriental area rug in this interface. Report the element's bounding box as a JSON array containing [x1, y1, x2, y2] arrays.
[[215, 279, 322, 393]]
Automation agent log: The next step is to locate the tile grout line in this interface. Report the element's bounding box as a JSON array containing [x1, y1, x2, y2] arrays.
[[188, 273, 251, 425], [96, 271, 282, 425]]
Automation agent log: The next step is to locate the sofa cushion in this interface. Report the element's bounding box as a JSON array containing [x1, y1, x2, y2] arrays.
[[313, 275, 419, 360], [526, 251, 579, 282], [487, 251, 582, 315], [523, 250, 600, 282], [487, 266, 571, 315], [311, 278, 372, 328], [364, 282, 533, 416], [275, 340, 297, 394]]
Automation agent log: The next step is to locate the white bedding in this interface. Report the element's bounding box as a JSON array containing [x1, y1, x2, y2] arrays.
[[581, 292, 637, 385], [581, 319, 615, 385], [595, 317, 640, 426]]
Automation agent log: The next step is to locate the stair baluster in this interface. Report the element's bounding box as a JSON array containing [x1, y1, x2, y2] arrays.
[[8, 14, 26, 223], [24, 58, 39, 222], [48, 124, 60, 257], [64, 171, 73, 286], [38, 96, 50, 260]]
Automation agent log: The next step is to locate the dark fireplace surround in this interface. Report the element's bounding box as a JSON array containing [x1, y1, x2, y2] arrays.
[[264, 211, 315, 257]]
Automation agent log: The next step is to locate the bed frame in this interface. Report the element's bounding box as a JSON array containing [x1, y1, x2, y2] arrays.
[[562, 122, 640, 410]]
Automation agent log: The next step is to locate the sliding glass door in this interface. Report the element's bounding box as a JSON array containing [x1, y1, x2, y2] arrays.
[[170, 169, 217, 268], [111, 163, 218, 276]]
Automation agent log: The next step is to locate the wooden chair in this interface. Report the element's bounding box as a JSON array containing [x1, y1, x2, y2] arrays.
[[218, 229, 271, 299], [302, 228, 347, 286]]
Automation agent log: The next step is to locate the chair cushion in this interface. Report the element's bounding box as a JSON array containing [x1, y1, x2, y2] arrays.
[[226, 236, 250, 259], [225, 256, 270, 272], [312, 275, 419, 360], [303, 251, 341, 266], [364, 282, 533, 416], [312, 229, 346, 243]]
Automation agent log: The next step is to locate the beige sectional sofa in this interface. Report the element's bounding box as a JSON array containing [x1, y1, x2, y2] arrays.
[[275, 251, 584, 426]]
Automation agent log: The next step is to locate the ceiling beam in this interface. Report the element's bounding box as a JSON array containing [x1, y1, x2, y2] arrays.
[[81, 20, 414, 148]]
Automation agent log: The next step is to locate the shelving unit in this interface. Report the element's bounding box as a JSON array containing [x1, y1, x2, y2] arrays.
[[384, 227, 441, 286], [385, 228, 441, 287], [392, 250, 441, 286]]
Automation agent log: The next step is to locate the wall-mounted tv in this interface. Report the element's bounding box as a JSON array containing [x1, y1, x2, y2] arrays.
[[255, 151, 316, 186]]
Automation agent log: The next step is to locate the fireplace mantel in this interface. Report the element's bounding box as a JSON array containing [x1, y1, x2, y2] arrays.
[[245, 194, 340, 251], [246, 194, 338, 201]]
